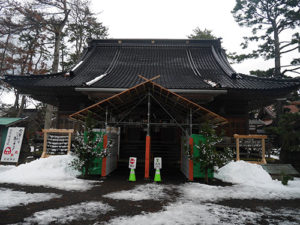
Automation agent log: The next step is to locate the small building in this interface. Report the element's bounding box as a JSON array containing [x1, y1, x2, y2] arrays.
[[4, 39, 300, 179]]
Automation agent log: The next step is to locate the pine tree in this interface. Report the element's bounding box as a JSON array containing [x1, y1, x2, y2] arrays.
[[188, 27, 217, 40], [231, 0, 300, 77]]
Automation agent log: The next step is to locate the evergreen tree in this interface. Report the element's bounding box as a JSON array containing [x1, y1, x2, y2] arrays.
[[71, 115, 112, 177], [193, 123, 233, 183], [267, 112, 300, 161], [231, 0, 300, 77], [188, 27, 217, 40]]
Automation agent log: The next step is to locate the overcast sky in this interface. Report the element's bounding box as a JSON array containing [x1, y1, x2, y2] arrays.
[[91, 0, 276, 75], [1, 0, 297, 105]]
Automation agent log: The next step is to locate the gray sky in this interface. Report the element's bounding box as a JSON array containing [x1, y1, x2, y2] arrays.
[[1, 0, 297, 105], [91, 0, 275, 75], [91, 0, 299, 76]]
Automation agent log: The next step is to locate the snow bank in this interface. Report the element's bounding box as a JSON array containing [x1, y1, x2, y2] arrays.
[[0, 165, 15, 173], [0, 188, 60, 210], [104, 184, 172, 201], [215, 161, 273, 186], [0, 155, 98, 191], [175, 161, 300, 201], [23, 201, 113, 225]]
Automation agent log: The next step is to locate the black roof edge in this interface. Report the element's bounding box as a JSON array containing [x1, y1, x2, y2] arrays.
[[87, 38, 222, 48], [238, 73, 300, 82], [4, 71, 68, 80]]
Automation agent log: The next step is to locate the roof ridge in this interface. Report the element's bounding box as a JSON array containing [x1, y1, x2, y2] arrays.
[[88, 39, 222, 48], [239, 74, 300, 82]]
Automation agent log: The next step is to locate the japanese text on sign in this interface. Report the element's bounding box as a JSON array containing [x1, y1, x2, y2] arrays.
[[1, 127, 25, 163]]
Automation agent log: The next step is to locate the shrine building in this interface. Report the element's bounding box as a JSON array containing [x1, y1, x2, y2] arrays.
[[4, 39, 300, 180]]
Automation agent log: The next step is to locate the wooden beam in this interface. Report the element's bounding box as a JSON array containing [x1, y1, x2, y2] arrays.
[[42, 129, 74, 133], [138, 74, 160, 82], [234, 134, 267, 139]]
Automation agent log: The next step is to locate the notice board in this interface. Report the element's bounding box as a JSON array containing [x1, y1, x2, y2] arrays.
[[1, 127, 25, 163]]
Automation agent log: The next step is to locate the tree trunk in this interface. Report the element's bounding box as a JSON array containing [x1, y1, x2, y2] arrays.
[[205, 168, 209, 184], [13, 90, 19, 111], [44, 32, 60, 129], [273, 26, 281, 77], [44, 104, 53, 129], [84, 161, 90, 177], [17, 95, 26, 117], [44, 7, 69, 130], [52, 32, 60, 73], [0, 32, 11, 73]]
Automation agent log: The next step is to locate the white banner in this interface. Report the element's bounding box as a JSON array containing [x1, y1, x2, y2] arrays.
[[1, 127, 25, 163]]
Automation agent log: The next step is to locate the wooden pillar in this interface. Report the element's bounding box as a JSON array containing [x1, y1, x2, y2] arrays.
[[101, 134, 108, 177], [188, 137, 194, 181], [261, 138, 266, 164], [236, 137, 240, 161], [41, 130, 48, 158], [67, 132, 72, 154]]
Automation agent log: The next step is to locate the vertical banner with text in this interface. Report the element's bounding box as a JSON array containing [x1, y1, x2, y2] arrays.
[[1, 127, 25, 163]]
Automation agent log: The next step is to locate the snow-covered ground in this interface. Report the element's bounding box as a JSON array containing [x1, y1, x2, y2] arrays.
[[101, 161, 300, 225], [104, 183, 173, 201], [0, 188, 60, 210], [0, 155, 99, 191], [23, 201, 113, 225], [1, 159, 299, 224]]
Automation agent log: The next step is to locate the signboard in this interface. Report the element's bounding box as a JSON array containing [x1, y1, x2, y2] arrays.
[[46, 135, 69, 155], [1, 127, 25, 163], [129, 157, 137, 169], [154, 157, 162, 169]]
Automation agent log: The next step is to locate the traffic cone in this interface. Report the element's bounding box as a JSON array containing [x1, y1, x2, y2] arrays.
[[154, 169, 161, 182], [129, 169, 136, 182]]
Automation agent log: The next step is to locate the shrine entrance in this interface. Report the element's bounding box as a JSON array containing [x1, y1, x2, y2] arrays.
[[70, 76, 227, 180]]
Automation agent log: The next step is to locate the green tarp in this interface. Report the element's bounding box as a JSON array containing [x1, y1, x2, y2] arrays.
[[83, 130, 105, 175], [192, 134, 214, 179]]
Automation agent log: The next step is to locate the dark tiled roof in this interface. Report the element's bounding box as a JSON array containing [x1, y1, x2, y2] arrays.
[[4, 39, 300, 91]]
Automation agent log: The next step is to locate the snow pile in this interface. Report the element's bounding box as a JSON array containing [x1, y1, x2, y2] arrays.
[[215, 161, 273, 186], [104, 183, 172, 201], [0, 188, 60, 210], [23, 201, 113, 225], [0, 155, 98, 191], [0, 165, 15, 173]]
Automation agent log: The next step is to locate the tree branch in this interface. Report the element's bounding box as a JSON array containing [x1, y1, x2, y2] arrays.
[[280, 46, 299, 54]]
